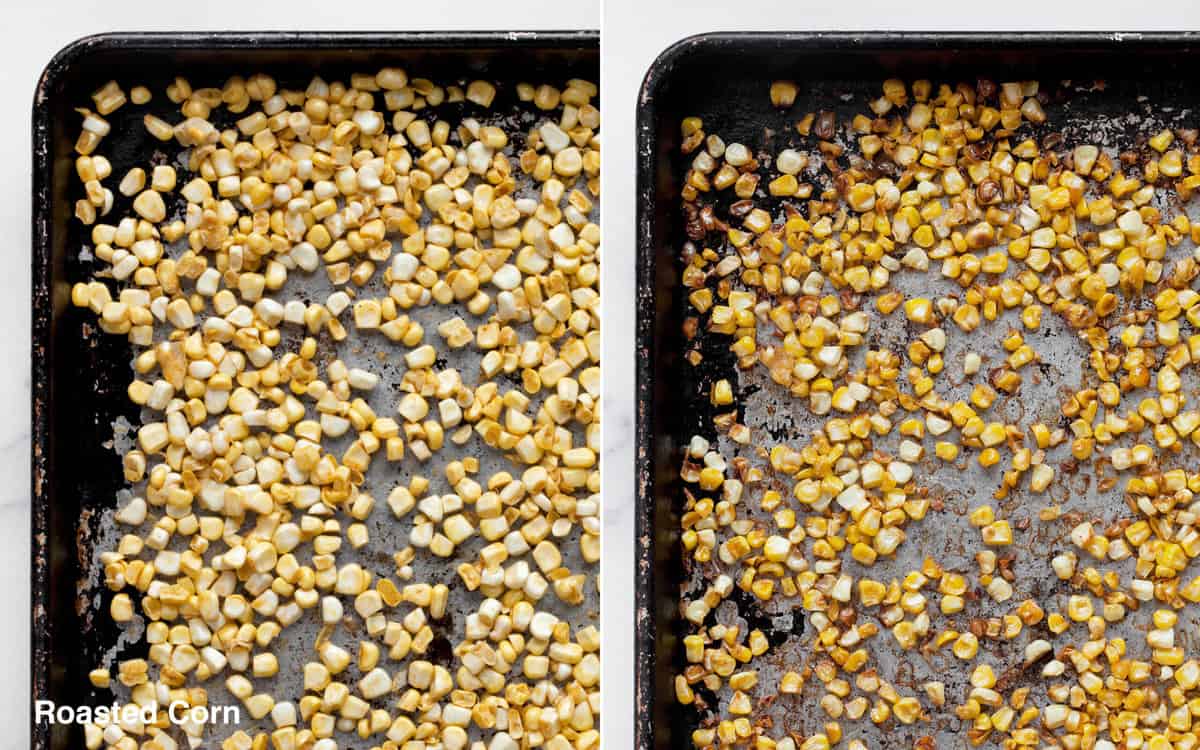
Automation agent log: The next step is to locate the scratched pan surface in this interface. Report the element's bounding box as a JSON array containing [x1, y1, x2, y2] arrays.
[[32, 31, 598, 750], [636, 32, 1200, 749]]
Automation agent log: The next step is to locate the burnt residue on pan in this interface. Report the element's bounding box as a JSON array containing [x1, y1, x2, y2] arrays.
[[637, 32, 1200, 750]]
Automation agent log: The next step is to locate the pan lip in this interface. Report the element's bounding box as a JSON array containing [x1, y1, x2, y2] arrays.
[[637, 29, 1200, 112], [633, 28, 1200, 749], [31, 30, 597, 750]]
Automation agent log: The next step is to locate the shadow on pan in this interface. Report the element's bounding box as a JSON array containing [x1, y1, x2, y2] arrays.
[[635, 30, 1200, 750], [32, 31, 598, 750]]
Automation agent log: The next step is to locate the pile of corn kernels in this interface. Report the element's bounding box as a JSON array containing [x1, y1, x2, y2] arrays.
[[675, 78, 1200, 749], [69, 68, 599, 750]]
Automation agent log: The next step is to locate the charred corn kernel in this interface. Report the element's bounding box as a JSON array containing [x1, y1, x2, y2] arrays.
[[770, 80, 799, 108]]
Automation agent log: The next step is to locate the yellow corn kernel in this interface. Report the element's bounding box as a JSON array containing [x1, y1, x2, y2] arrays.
[[981, 520, 1012, 546]]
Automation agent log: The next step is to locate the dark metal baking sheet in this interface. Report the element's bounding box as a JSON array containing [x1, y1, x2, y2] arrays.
[[32, 30, 599, 750], [635, 31, 1200, 750]]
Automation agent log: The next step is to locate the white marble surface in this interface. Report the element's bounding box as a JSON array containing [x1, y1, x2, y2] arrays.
[[11, 4, 597, 747], [599, 3, 1200, 748]]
